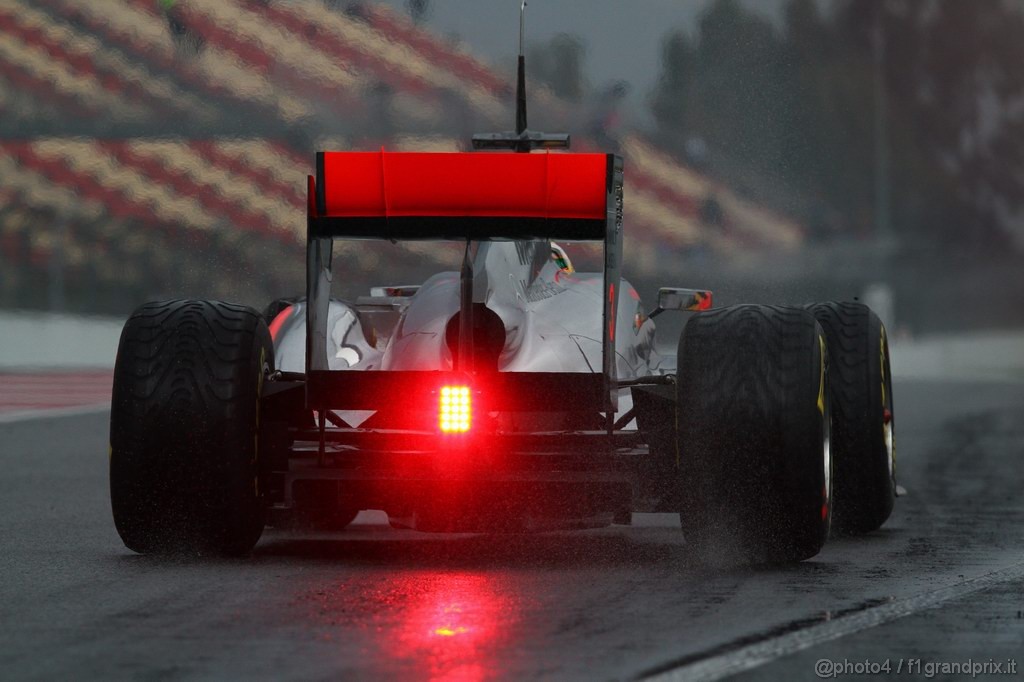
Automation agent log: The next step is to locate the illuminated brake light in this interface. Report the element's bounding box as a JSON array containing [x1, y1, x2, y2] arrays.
[[439, 385, 471, 433]]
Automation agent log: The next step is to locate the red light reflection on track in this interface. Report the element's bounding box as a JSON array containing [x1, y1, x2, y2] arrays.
[[395, 573, 507, 682], [297, 570, 519, 681]]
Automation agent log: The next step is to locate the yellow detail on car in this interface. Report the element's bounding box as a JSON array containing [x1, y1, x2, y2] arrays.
[[880, 327, 887, 406], [254, 346, 266, 497], [817, 334, 826, 415]]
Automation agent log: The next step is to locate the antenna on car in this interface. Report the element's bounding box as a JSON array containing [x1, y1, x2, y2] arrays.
[[471, 1, 570, 152], [516, 0, 527, 135]]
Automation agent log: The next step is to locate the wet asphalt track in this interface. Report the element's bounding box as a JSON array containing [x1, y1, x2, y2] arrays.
[[1, 378, 1023, 681]]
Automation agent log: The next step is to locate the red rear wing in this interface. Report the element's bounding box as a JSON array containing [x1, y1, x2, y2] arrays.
[[310, 150, 613, 240]]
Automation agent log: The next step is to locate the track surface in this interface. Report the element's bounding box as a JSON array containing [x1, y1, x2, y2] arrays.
[[1, 378, 1022, 681]]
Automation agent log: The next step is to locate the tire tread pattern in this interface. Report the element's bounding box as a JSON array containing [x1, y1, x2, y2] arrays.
[[676, 304, 829, 564], [110, 299, 272, 556]]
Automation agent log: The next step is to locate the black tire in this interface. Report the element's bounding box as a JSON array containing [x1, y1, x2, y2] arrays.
[[110, 300, 273, 556], [807, 302, 895, 534], [676, 304, 831, 564]]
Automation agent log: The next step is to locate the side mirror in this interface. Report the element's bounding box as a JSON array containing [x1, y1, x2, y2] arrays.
[[648, 288, 713, 318]]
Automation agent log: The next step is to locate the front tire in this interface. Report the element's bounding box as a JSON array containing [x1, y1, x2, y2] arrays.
[[676, 304, 831, 564], [110, 300, 272, 556], [807, 302, 895, 534]]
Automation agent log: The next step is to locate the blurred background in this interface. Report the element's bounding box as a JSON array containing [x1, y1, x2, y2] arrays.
[[1, 0, 1023, 366]]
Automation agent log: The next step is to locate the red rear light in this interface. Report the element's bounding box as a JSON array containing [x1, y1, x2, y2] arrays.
[[439, 385, 471, 433]]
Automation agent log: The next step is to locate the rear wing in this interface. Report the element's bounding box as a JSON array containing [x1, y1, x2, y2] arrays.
[[309, 151, 615, 240], [305, 150, 624, 418]]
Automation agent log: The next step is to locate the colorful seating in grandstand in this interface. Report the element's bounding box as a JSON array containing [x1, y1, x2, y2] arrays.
[[0, 0, 806, 289]]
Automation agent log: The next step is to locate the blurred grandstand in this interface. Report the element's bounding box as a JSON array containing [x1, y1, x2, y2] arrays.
[[0, 0, 806, 315]]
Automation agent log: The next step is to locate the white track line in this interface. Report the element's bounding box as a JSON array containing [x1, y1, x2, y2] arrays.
[[642, 561, 1024, 681], [0, 403, 109, 424]]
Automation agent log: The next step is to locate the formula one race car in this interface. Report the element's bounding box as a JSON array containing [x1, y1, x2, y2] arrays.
[[108, 21, 896, 564]]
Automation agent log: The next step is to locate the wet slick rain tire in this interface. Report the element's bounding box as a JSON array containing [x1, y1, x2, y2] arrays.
[[807, 302, 895, 534], [110, 300, 273, 556], [676, 304, 831, 564]]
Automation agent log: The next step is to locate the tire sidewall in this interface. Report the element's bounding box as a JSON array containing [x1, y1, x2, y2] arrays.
[[212, 321, 273, 554]]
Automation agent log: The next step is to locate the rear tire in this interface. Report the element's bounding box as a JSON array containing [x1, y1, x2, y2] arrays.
[[676, 304, 831, 564], [110, 300, 272, 556], [807, 302, 895, 534]]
